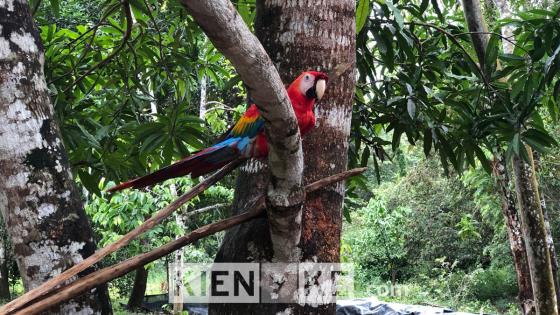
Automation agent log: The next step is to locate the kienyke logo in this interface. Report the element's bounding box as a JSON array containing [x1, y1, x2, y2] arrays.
[[168, 263, 355, 304]]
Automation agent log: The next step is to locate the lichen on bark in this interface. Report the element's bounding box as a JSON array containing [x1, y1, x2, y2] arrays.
[[513, 147, 558, 315], [0, 1, 110, 313]]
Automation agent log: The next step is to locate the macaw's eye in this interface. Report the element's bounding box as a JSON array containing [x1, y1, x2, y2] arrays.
[[305, 74, 311, 81]]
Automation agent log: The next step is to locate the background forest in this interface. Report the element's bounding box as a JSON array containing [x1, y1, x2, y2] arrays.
[[1, 0, 560, 314]]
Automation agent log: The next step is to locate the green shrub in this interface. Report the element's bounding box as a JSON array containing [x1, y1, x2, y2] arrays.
[[467, 267, 518, 301]]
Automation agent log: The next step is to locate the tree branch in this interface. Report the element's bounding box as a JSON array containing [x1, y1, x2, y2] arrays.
[[46, 4, 120, 85], [61, 0, 133, 93], [462, 0, 489, 72], [0, 159, 243, 315], [453, 31, 528, 54], [184, 203, 228, 218], [179, 0, 305, 261], [13, 168, 366, 315], [407, 21, 491, 88]]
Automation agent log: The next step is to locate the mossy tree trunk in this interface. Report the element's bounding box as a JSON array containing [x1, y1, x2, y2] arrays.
[[513, 147, 558, 315], [494, 155, 535, 314], [0, 1, 111, 313]]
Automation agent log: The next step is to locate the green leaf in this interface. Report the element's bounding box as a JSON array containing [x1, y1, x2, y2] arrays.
[[474, 146, 492, 174], [392, 127, 403, 151], [407, 98, 416, 119], [129, 0, 150, 16], [526, 9, 556, 17], [519, 143, 530, 163], [356, 0, 370, 34], [439, 135, 458, 171], [548, 98, 558, 122], [419, 0, 429, 14], [511, 77, 525, 100], [140, 133, 166, 155], [554, 79, 560, 102], [386, 0, 404, 29], [431, 0, 444, 23], [484, 33, 499, 75], [343, 207, 352, 223], [76, 122, 101, 150], [78, 170, 102, 196], [544, 43, 560, 83], [499, 53, 525, 63], [373, 155, 381, 184], [464, 141, 476, 167], [237, 1, 253, 25], [361, 146, 370, 167], [512, 133, 520, 155], [523, 128, 558, 147], [531, 111, 544, 130], [523, 135, 550, 154]]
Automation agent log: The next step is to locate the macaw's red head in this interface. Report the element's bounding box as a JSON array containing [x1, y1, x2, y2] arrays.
[[288, 71, 329, 103]]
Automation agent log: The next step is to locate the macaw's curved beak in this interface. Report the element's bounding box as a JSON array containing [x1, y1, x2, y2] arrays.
[[315, 79, 326, 101], [306, 73, 329, 101]]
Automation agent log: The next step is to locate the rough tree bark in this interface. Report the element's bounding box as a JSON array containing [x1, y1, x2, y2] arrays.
[[212, 0, 356, 314], [513, 149, 558, 315], [534, 151, 560, 311], [0, 2, 111, 314], [493, 155, 535, 314]]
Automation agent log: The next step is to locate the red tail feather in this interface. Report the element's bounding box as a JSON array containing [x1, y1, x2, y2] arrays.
[[106, 146, 236, 193]]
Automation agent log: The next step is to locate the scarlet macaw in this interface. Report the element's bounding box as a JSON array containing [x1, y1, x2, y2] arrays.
[[107, 71, 328, 192]]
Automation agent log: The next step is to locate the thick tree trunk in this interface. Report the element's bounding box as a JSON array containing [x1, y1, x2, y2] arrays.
[[181, 0, 307, 263], [0, 2, 111, 314], [212, 0, 355, 314], [513, 148, 558, 315], [127, 266, 148, 310], [493, 155, 535, 314], [534, 152, 560, 312], [543, 205, 560, 311]]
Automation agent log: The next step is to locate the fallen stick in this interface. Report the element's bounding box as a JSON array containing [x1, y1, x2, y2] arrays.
[[0, 159, 243, 315], [14, 167, 366, 315]]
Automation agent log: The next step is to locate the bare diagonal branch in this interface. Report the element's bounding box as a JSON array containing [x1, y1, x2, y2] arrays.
[[0, 160, 243, 315], [14, 168, 366, 315]]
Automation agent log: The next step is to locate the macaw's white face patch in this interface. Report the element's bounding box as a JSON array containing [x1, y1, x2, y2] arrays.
[[299, 73, 316, 96]]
